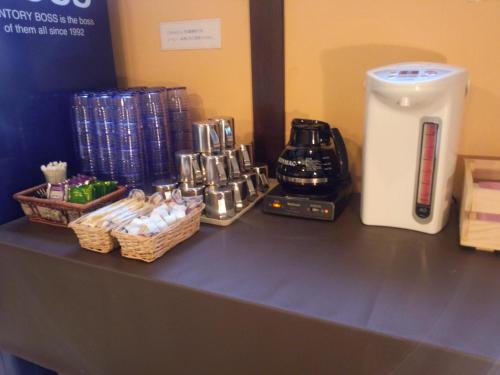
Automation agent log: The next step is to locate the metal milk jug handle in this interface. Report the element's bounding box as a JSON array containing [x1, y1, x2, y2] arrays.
[[224, 124, 234, 147], [246, 176, 256, 196], [209, 127, 221, 154], [242, 148, 251, 168], [259, 173, 269, 190], [216, 160, 227, 184], [192, 158, 203, 184], [230, 156, 240, 177]]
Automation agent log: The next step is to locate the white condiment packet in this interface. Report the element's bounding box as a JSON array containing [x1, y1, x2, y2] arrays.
[[145, 220, 160, 234], [131, 218, 144, 227], [172, 210, 186, 220], [172, 204, 187, 213], [163, 214, 177, 225], [127, 225, 141, 235], [156, 220, 168, 231], [150, 212, 163, 222]]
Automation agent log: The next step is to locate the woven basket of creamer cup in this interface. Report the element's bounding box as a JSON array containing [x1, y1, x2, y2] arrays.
[[69, 191, 152, 253], [112, 204, 204, 263]]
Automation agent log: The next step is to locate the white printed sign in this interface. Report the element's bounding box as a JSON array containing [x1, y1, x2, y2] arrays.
[[160, 18, 221, 50]]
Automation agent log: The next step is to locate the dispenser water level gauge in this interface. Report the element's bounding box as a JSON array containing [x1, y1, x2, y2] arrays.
[[415, 121, 439, 220]]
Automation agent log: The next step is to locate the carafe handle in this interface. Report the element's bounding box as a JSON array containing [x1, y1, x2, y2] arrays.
[[331, 128, 350, 180]]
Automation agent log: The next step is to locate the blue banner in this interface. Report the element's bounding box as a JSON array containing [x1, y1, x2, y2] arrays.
[[0, 0, 116, 224]]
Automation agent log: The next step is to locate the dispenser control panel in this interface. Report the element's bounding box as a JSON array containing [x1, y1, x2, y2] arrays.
[[374, 68, 451, 82]]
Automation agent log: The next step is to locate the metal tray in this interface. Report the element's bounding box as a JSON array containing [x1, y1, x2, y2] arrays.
[[201, 179, 278, 226]]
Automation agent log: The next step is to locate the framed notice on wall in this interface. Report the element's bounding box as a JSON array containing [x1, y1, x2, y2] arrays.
[[160, 18, 222, 50]]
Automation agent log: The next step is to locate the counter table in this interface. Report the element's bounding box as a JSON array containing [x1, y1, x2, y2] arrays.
[[1, 196, 499, 374]]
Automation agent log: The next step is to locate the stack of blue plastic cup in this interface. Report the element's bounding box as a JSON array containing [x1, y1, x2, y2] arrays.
[[166, 87, 192, 153], [141, 87, 175, 182], [72, 91, 98, 176], [72, 86, 192, 190], [92, 91, 120, 181], [114, 91, 147, 189]]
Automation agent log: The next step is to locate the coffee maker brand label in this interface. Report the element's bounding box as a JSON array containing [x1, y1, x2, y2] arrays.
[[278, 157, 298, 167], [278, 157, 323, 172]]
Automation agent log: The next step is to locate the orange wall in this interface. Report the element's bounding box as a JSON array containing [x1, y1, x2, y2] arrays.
[[109, 1, 500, 190], [107, 0, 253, 144], [285, 0, 500, 189]]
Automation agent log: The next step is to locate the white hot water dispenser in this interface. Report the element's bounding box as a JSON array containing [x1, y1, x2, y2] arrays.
[[361, 62, 468, 234]]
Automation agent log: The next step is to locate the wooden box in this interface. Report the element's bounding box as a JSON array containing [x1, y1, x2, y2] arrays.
[[460, 158, 500, 252]]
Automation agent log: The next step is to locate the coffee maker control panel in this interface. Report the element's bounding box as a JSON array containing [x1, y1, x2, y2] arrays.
[[263, 195, 335, 221], [262, 184, 352, 222]]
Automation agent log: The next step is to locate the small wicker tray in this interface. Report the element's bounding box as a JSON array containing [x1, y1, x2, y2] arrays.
[[112, 204, 204, 263], [69, 220, 119, 254], [13, 183, 127, 228], [69, 200, 153, 254]]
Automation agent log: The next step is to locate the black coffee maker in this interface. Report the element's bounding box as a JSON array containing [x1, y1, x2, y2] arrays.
[[276, 118, 351, 195], [263, 118, 352, 220]]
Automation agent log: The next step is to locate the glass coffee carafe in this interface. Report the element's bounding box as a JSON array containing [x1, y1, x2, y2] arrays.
[[276, 118, 350, 195]]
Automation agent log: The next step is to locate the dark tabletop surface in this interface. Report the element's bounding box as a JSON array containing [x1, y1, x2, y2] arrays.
[[1, 194, 499, 362]]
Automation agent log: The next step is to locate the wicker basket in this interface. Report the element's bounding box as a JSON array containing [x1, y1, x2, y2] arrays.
[[69, 220, 118, 254], [13, 183, 126, 228], [112, 204, 204, 263], [69, 201, 153, 254]]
